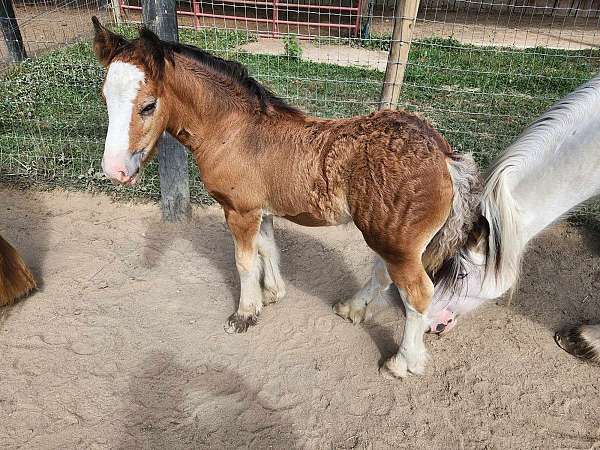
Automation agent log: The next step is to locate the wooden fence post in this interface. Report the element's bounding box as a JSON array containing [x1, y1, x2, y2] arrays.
[[0, 0, 27, 63], [142, 0, 191, 222], [379, 0, 420, 110]]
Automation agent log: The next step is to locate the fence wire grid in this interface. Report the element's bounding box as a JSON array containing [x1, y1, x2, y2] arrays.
[[1, 0, 599, 205]]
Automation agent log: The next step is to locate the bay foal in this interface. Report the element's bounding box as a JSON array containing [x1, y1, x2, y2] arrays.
[[92, 18, 481, 378]]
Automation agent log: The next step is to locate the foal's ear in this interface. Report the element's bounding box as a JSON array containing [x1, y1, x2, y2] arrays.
[[92, 16, 127, 67], [137, 27, 171, 82]]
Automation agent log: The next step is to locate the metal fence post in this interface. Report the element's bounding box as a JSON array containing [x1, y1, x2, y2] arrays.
[[379, 0, 420, 110], [142, 0, 191, 222], [0, 0, 27, 63], [111, 0, 123, 25]]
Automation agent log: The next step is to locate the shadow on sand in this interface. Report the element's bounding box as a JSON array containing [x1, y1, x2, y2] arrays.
[[139, 208, 600, 361], [141, 210, 403, 361], [504, 223, 600, 334], [118, 351, 299, 448]]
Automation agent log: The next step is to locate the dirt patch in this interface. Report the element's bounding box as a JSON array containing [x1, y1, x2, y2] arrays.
[[237, 11, 600, 73], [0, 4, 109, 64], [379, 11, 600, 49], [1, 187, 599, 448], [241, 38, 389, 71]]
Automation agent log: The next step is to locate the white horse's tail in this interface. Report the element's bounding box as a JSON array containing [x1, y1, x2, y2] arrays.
[[555, 324, 600, 363], [480, 153, 523, 294]]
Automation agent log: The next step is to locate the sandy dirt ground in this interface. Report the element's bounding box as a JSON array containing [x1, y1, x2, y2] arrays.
[[1, 187, 599, 449], [0, 5, 110, 64], [241, 38, 390, 71], [379, 11, 600, 50]]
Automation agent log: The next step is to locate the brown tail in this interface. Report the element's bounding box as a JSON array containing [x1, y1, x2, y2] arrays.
[[0, 233, 37, 306]]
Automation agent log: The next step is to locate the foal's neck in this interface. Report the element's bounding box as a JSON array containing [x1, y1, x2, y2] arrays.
[[163, 56, 306, 161]]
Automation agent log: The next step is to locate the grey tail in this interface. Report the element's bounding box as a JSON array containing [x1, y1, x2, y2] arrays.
[[425, 153, 483, 294]]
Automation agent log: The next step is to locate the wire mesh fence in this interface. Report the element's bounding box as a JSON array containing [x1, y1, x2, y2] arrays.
[[1, 0, 599, 204]]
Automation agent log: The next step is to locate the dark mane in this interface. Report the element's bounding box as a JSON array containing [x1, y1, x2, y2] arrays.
[[146, 35, 302, 116], [175, 44, 302, 115]]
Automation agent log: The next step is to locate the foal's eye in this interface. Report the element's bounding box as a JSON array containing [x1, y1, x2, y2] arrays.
[[140, 102, 156, 116]]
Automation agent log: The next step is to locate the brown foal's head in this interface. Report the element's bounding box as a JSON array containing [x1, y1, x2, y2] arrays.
[[92, 17, 172, 185]]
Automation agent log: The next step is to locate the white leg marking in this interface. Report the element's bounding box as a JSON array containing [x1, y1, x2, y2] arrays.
[[225, 241, 263, 334], [256, 214, 286, 305], [334, 256, 392, 323], [237, 253, 263, 317], [382, 296, 429, 378]]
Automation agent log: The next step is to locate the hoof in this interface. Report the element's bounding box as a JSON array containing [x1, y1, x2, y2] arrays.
[[380, 349, 428, 379], [262, 286, 286, 306], [380, 355, 408, 379], [555, 326, 598, 361], [333, 300, 369, 324], [224, 313, 258, 334]]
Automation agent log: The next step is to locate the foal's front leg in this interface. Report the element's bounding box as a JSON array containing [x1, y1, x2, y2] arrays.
[[224, 208, 264, 333]]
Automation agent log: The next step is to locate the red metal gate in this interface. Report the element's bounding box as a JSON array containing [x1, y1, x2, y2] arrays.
[[117, 0, 363, 37]]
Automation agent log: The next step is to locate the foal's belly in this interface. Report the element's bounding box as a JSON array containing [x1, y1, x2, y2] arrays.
[[283, 212, 341, 227], [268, 186, 353, 227], [275, 199, 353, 227]]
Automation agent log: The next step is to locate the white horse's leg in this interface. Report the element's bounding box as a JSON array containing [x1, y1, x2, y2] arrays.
[[223, 208, 264, 333], [256, 214, 286, 305], [334, 256, 392, 323]]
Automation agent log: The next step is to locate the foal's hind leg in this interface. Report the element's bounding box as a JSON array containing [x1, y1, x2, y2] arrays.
[[381, 256, 434, 378], [223, 208, 264, 333], [334, 255, 392, 323], [257, 214, 286, 305]]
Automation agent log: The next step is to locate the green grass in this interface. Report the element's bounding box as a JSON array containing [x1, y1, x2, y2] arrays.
[[113, 24, 258, 51], [1, 29, 599, 222], [314, 32, 393, 51]]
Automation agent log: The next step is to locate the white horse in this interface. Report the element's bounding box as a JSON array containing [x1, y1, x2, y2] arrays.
[[336, 71, 600, 371]]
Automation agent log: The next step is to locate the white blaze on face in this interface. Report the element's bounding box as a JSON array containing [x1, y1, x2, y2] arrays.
[[102, 61, 145, 182]]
